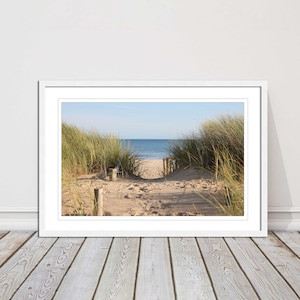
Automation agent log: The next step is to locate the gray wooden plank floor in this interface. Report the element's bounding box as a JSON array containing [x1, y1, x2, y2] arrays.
[[0, 232, 299, 300]]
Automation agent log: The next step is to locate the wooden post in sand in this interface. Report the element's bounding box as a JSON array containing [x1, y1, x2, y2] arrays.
[[108, 167, 117, 181], [166, 158, 170, 175], [94, 188, 104, 216], [163, 157, 175, 176], [163, 158, 167, 176]]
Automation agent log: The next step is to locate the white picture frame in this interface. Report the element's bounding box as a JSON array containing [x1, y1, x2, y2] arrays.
[[39, 81, 267, 237]]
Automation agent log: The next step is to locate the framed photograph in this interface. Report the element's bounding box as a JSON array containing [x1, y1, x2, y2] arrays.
[[39, 81, 267, 237]]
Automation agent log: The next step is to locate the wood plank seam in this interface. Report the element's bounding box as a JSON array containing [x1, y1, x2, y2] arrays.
[[170, 237, 217, 299], [53, 237, 113, 300], [194, 237, 218, 299], [251, 235, 300, 298], [52, 237, 87, 298], [273, 232, 300, 259], [91, 237, 114, 299], [199, 237, 260, 299], [0, 232, 9, 239], [0, 233, 57, 299], [0, 232, 35, 268], [93, 237, 140, 299], [135, 238, 175, 299], [133, 237, 142, 300], [15, 236, 59, 285], [222, 237, 261, 299], [9, 234, 58, 298], [12, 238, 82, 299], [225, 236, 299, 299], [167, 237, 177, 300]]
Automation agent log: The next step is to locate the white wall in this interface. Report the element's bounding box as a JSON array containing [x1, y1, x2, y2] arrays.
[[1, 0, 299, 230]]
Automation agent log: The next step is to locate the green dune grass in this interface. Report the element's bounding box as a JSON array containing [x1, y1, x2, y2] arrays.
[[62, 122, 140, 179], [169, 114, 244, 216]]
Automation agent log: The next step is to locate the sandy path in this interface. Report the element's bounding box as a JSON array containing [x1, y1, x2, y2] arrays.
[[138, 159, 164, 179], [62, 160, 225, 216]]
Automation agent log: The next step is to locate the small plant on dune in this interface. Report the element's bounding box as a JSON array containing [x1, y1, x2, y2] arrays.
[[63, 183, 88, 216], [169, 114, 244, 216]]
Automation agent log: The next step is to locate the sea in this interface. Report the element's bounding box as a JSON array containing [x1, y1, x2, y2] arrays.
[[123, 139, 175, 160]]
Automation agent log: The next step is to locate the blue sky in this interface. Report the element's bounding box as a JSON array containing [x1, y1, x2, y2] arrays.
[[61, 102, 244, 139]]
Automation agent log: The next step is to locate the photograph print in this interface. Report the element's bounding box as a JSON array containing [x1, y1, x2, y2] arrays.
[[61, 101, 245, 218]]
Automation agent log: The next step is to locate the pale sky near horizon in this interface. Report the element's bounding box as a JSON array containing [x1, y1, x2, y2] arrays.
[[61, 102, 244, 139]]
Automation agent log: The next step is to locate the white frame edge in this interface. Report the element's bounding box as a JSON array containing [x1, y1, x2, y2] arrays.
[[39, 81, 268, 237]]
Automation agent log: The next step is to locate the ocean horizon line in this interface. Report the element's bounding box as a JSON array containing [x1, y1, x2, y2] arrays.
[[121, 139, 174, 160]]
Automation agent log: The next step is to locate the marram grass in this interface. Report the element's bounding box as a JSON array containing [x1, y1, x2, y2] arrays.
[[62, 123, 140, 178], [169, 114, 244, 216]]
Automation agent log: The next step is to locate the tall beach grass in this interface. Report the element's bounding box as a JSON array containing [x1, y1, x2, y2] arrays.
[[62, 122, 140, 179], [169, 115, 244, 216]]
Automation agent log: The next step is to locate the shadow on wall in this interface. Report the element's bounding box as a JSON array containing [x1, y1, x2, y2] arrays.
[[268, 100, 293, 229]]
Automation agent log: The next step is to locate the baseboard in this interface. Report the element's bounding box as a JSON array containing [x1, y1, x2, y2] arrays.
[[268, 206, 300, 213], [268, 220, 300, 231], [0, 207, 299, 232], [0, 209, 38, 231], [268, 206, 300, 231], [0, 219, 38, 231]]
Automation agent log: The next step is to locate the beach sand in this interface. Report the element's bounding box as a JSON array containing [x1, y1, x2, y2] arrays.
[[62, 159, 225, 217], [138, 159, 164, 179]]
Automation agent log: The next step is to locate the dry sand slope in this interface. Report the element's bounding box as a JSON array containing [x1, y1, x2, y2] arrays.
[[62, 159, 224, 216]]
